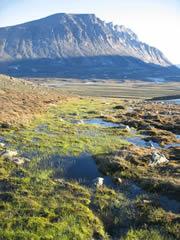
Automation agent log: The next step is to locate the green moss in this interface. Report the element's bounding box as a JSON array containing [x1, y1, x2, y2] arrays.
[[122, 228, 173, 240], [1, 98, 129, 159]]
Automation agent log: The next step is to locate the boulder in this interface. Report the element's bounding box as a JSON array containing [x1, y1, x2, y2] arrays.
[[149, 152, 169, 166]]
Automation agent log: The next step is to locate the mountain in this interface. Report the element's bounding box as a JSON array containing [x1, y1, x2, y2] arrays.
[[0, 13, 179, 80]]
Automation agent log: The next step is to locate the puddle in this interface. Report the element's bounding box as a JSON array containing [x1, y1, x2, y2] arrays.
[[164, 99, 180, 105], [164, 143, 180, 149], [155, 99, 180, 105], [44, 152, 180, 213], [126, 136, 160, 148], [159, 196, 180, 214], [42, 152, 148, 200], [42, 153, 114, 187], [0, 137, 6, 145], [126, 135, 180, 149], [84, 118, 119, 128]]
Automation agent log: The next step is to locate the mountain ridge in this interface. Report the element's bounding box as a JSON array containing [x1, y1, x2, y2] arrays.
[[0, 13, 171, 66], [0, 13, 179, 80]]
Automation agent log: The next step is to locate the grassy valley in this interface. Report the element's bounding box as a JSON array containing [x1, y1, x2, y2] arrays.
[[0, 79, 179, 239]]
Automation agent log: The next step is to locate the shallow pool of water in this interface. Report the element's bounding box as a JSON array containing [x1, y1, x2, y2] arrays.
[[84, 118, 119, 128], [165, 99, 180, 105], [159, 196, 180, 214], [155, 99, 180, 105], [46, 152, 180, 213], [164, 143, 180, 149], [44, 153, 114, 187], [126, 136, 160, 148], [126, 135, 180, 149]]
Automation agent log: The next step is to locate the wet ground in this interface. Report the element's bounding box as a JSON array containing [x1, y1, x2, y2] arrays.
[[154, 98, 180, 105], [1, 98, 180, 220], [84, 118, 119, 128]]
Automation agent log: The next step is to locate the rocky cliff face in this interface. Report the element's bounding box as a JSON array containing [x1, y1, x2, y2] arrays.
[[0, 13, 171, 66]]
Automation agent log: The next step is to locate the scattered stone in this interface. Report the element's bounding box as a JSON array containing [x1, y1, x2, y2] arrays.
[[1, 150, 18, 159], [77, 119, 84, 124], [149, 152, 169, 166], [0, 142, 5, 148], [114, 177, 123, 184], [54, 178, 65, 183], [119, 124, 131, 132], [147, 141, 156, 149], [12, 157, 25, 165], [127, 107, 134, 113], [93, 177, 104, 187], [142, 199, 151, 204], [59, 118, 64, 122]]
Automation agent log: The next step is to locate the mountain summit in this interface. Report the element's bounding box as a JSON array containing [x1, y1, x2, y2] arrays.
[[0, 13, 170, 65], [0, 13, 178, 80]]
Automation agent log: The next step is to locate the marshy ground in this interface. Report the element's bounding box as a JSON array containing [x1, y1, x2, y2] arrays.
[[0, 93, 180, 239]]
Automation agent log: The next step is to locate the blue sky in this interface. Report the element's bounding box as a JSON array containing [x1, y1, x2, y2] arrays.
[[0, 0, 179, 63]]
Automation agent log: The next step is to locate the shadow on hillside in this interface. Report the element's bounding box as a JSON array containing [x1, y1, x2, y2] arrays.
[[0, 55, 179, 81]]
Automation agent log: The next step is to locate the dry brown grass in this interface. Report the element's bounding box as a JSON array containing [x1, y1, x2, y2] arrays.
[[0, 74, 67, 125]]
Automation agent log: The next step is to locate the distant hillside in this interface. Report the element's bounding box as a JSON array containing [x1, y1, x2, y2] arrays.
[[0, 74, 64, 125], [0, 13, 179, 81]]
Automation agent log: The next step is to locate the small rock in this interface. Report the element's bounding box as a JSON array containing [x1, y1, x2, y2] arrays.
[[119, 124, 131, 132], [142, 199, 151, 204], [127, 107, 134, 113], [147, 141, 155, 149], [54, 178, 65, 183], [77, 120, 84, 124], [93, 177, 104, 187], [59, 118, 64, 122], [12, 157, 25, 165], [114, 177, 123, 184], [2, 150, 18, 159], [0, 143, 5, 148]]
